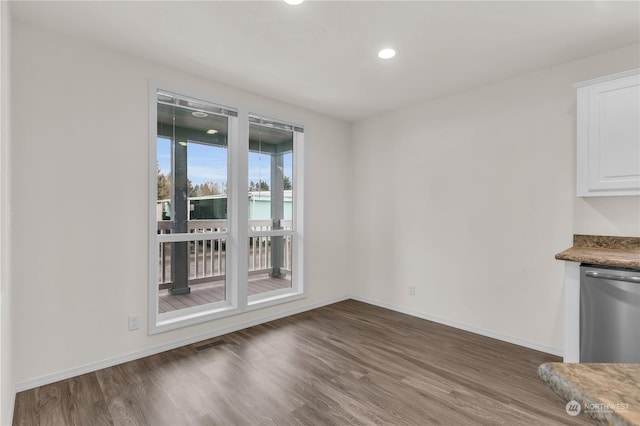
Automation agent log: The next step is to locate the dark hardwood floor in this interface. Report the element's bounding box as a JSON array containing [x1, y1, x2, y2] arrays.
[[13, 300, 589, 425]]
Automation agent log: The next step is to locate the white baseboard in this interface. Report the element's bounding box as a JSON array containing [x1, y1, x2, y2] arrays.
[[15, 294, 562, 394], [350, 295, 563, 357], [15, 295, 350, 393]]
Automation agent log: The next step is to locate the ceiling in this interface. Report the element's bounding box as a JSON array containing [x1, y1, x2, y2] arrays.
[[10, 1, 640, 122]]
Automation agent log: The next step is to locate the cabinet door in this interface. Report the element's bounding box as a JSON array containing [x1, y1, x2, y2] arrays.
[[576, 70, 640, 197]]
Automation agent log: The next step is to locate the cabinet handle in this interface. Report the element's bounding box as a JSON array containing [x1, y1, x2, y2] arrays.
[[585, 271, 640, 284]]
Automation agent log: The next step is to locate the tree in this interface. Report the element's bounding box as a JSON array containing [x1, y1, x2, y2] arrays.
[[283, 176, 292, 190], [186, 178, 194, 197], [249, 180, 270, 191], [190, 180, 224, 197], [157, 162, 171, 200], [157, 162, 197, 199]]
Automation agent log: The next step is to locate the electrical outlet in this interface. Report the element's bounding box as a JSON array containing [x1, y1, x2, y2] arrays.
[[409, 285, 416, 296], [128, 314, 141, 331]]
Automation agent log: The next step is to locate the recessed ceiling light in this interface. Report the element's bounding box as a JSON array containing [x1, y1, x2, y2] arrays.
[[378, 48, 396, 59], [206, 129, 218, 135], [192, 111, 208, 118], [284, 0, 304, 4]]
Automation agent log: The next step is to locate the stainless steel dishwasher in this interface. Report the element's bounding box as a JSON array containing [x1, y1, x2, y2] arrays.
[[580, 264, 640, 363]]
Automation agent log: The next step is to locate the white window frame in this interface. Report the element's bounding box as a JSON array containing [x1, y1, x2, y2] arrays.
[[245, 114, 306, 311], [148, 81, 306, 334]]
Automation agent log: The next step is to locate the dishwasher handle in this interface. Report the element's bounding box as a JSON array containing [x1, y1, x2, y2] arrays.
[[585, 270, 640, 284]]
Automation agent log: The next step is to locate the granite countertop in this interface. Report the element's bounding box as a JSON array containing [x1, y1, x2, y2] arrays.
[[555, 235, 640, 270], [538, 362, 640, 425]]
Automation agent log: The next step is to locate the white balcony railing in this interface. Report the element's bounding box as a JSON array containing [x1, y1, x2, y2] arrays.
[[158, 220, 292, 289]]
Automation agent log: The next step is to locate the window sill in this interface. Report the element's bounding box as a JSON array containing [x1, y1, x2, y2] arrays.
[[247, 290, 306, 312], [151, 303, 237, 335]]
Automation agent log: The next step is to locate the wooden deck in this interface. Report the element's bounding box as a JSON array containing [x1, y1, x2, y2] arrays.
[[158, 274, 291, 313]]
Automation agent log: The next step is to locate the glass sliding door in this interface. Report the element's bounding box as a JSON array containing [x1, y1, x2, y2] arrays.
[[247, 115, 301, 301], [153, 89, 236, 324]]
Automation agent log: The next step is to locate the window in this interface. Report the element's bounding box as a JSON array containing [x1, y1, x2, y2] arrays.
[[149, 84, 305, 333], [247, 115, 302, 304]]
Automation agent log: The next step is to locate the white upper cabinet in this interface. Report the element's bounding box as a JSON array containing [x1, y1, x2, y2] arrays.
[[575, 69, 640, 197]]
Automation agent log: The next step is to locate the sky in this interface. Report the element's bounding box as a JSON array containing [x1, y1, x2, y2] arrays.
[[157, 137, 293, 190]]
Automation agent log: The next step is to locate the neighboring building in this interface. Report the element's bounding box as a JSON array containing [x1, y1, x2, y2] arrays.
[[157, 190, 293, 221]]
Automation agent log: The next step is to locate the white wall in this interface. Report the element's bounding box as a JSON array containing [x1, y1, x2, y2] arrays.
[[574, 195, 640, 236], [0, 2, 12, 424], [10, 21, 352, 388], [8, 13, 640, 420], [350, 44, 640, 354]]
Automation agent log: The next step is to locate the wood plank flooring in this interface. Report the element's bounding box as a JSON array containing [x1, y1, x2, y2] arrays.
[[13, 300, 590, 425]]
